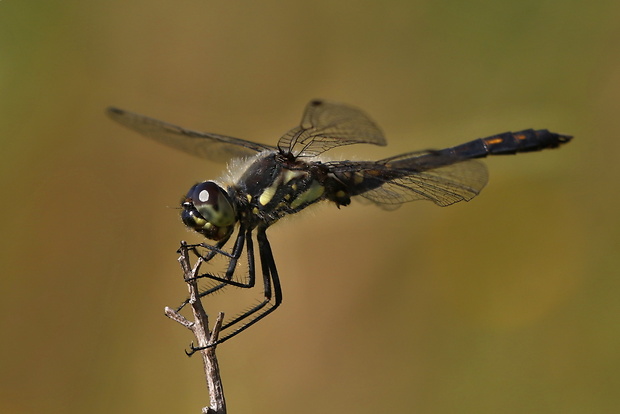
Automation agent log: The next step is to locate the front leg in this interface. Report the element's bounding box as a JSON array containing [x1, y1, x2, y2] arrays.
[[176, 226, 255, 311], [182, 231, 235, 263]]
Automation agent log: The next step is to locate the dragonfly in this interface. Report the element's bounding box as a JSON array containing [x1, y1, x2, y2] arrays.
[[107, 99, 572, 347]]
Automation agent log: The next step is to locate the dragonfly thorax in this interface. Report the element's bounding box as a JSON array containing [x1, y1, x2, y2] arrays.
[[181, 181, 237, 241], [231, 152, 334, 226]]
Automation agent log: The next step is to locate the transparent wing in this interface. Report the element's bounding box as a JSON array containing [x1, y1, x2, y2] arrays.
[[359, 160, 488, 207], [326, 151, 489, 207], [277, 100, 387, 158], [107, 107, 276, 163]]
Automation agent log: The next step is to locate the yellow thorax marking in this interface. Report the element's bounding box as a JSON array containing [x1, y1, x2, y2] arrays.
[[290, 181, 325, 209]]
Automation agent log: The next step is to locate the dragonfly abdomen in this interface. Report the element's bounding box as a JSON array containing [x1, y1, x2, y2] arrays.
[[445, 129, 573, 159]]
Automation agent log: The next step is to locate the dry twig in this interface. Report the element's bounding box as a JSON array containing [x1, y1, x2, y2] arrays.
[[165, 241, 227, 414]]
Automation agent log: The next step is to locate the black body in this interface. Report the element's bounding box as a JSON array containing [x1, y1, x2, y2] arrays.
[[107, 100, 572, 347]]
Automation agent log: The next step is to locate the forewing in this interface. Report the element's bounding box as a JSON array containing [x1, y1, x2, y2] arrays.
[[107, 107, 275, 163], [278, 100, 387, 158]]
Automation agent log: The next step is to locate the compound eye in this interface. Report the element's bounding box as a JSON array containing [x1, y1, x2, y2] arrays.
[[181, 181, 236, 241], [185, 181, 236, 227]]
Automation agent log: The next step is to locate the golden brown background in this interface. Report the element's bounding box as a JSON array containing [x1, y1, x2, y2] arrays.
[[1, 1, 617, 413]]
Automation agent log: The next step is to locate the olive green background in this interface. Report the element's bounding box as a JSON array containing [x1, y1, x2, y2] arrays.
[[1, 1, 617, 413]]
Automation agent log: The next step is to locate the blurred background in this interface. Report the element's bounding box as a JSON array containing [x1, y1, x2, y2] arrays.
[[1, 1, 618, 413]]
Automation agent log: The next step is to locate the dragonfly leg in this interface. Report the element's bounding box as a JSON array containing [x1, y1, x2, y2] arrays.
[[192, 226, 283, 348], [176, 226, 252, 311]]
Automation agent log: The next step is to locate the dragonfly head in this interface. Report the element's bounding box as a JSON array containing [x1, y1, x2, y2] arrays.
[[181, 181, 236, 241]]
